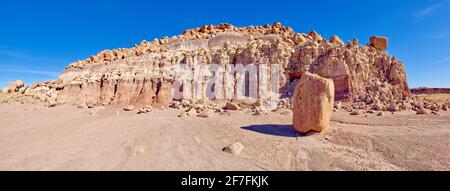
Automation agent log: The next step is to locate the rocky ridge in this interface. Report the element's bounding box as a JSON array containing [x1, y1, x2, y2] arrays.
[[2, 23, 433, 115]]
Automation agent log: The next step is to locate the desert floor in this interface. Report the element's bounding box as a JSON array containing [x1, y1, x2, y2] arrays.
[[0, 103, 449, 171]]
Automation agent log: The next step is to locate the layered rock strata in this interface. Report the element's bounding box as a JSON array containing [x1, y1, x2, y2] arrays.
[[50, 23, 410, 108]]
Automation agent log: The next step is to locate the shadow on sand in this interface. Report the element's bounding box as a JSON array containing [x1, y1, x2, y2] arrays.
[[241, 124, 315, 138]]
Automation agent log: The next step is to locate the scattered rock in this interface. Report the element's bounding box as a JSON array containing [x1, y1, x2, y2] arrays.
[[197, 109, 214, 118], [77, 104, 88, 109], [153, 82, 172, 108], [329, 35, 344, 46], [352, 38, 359, 46], [225, 102, 240, 110], [430, 104, 440, 112], [196, 99, 209, 106], [416, 108, 429, 115], [293, 72, 334, 133], [86, 101, 96, 108], [370, 36, 388, 51], [14, 80, 25, 89], [48, 100, 57, 108], [6, 24, 411, 115], [277, 108, 291, 115], [5, 80, 25, 93], [123, 105, 135, 111], [387, 103, 399, 112], [17, 86, 28, 94], [253, 109, 266, 116], [31, 82, 41, 89], [254, 99, 262, 107], [350, 110, 361, 116], [137, 108, 147, 114], [222, 142, 244, 155], [377, 112, 384, 116], [186, 107, 198, 116]]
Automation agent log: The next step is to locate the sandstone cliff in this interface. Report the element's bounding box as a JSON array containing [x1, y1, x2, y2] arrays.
[[52, 23, 410, 109]]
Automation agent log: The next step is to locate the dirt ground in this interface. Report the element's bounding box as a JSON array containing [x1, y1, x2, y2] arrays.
[[0, 102, 449, 171]]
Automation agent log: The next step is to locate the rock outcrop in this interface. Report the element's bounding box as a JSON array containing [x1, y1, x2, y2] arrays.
[[12, 23, 409, 109], [293, 72, 334, 133]]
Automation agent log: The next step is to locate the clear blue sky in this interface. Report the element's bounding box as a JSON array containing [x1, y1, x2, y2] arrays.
[[1, 0, 449, 88]]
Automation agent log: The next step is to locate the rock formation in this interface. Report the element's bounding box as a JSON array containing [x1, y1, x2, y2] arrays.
[[5, 23, 412, 110], [293, 72, 334, 133]]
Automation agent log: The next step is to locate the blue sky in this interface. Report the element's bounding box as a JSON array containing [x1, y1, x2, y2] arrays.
[[0, 0, 449, 88]]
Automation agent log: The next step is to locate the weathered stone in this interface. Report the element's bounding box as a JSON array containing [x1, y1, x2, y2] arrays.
[[416, 108, 429, 115], [222, 142, 244, 155], [153, 82, 172, 108], [254, 99, 262, 107], [329, 35, 344, 46], [350, 110, 361, 116], [31, 82, 41, 89], [123, 105, 135, 111], [186, 107, 198, 116], [352, 38, 359, 46], [370, 36, 388, 51], [48, 100, 57, 108], [137, 108, 149, 114], [197, 109, 214, 118], [196, 99, 209, 106], [225, 102, 240, 110], [254, 109, 266, 116], [18, 86, 28, 94], [387, 103, 399, 112], [293, 72, 334, 133], [33, 23, 410, 111], [334, 102, 342, 109]]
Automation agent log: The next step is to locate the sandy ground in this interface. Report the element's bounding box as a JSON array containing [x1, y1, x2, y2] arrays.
[[0, 102, 449, 171]]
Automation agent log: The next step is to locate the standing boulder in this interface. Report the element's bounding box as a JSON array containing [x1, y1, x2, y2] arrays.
[[293, 72, 335, 133], [370, 36, 388, 51]]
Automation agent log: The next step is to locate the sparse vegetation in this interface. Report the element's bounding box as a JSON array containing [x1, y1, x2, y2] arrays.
[[417, 94, 450, 102]]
